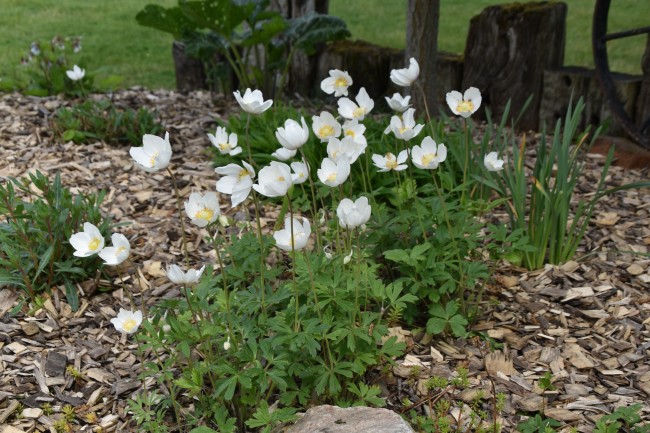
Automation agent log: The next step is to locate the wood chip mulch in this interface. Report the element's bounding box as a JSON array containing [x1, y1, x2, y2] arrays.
[[0, 89, 648, 432]]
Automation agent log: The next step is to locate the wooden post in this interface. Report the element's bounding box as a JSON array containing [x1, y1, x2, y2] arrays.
[[637, 35, 650, 135], [405, 0, 440, 118]]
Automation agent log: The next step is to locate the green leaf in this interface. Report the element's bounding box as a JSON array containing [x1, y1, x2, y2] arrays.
[[34, 244, 54, 281], [286, 13, 350, 55], [64, 279, 79, 311], [136, 4, 197, 39], [426, 316, 446, 335]]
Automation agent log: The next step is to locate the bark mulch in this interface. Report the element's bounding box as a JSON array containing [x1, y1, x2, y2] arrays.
[[0, 89, 648, 432]]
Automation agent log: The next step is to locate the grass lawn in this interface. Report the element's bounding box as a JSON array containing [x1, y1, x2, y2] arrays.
[[0, 0, 646, 91]]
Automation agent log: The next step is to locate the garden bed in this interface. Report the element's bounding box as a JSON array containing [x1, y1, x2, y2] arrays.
[[0, 89, 649, 432]]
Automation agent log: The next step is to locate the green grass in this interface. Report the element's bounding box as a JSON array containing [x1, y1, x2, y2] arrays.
[[0, 0, 646, 91]]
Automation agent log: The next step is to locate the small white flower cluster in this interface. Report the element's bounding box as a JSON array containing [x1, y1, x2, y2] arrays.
[[69, 223, 130, 266]]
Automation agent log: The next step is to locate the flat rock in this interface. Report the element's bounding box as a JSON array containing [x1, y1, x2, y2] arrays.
[[45, 351, 67, 377], [285, 405, 415, 433]]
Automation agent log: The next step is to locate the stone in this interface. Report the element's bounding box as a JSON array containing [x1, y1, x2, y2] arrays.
[[285, 405, 415, 433]]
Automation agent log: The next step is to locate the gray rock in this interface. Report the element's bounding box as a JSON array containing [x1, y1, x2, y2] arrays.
[[285, 405, 415, 433]]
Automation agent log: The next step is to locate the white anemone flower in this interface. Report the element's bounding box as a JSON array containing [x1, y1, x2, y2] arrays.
[[185, 192, 220, 227], [166, 264, 205, 286], [233, 88, 273, 114], [484, 152, 505, 172], [327, 136, 366, 165], [276, 117, 310, 151], [411, 136, 447, 170], [320, 69, 353, 97], [110, 308, 143, 335], [342, 119, 367, 147], [66, 64, 85, 81], [390, 57, 419, 87], [274, 217, 311, 251], [337, 197, 371, 229], [129, 132, 173, 173], [446, 87, 482, 118], [337, 87, 374, 120], [98, 233, 130, 266], [69, 222, 104, 257], [317, 157, 350, 187], [291, 160, 309, 184], [208, 127, 241, 156], [215, 161, 256, 207], [252, 161, 293, 197], [388, 108, 424, 141], [385, 93, 412, 112], [312, 111, 341, 142], [272, 147, 297, 161], [372, 150, 409, 172]]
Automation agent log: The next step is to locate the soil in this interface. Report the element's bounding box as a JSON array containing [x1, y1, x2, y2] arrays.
[[0, 89, 649, 432]]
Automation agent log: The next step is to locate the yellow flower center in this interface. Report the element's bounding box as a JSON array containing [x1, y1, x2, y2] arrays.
[[352, 107, 366, 118], [277, 176, 286, 182], [88, 237, 101, 251], [385, 153, 398, 169], [334, 77, 348, 88], [196, 207, 214, 222], [149, 151, 159, 167], [238, 169, 249, 180], [422, 153, 437, 167], [326, 173, 337, 182], [318, 125, 334, 139], [218, 142, 230, 151], [116, 246, 126, 254], [345, 129, 355, 138], [122, 318, 137, 332], [456, 100, 475, 113], [398, 126, 407, 134]]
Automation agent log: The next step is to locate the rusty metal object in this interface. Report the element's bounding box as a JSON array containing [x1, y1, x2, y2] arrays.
[[592, 0, 650, 150]]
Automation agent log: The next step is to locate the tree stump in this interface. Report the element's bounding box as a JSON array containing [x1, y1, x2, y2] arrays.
[[317, 40, 402, 99], [172, 41, 207, 93], [462, 2, 567, 130], [540, 67, 641, 136]]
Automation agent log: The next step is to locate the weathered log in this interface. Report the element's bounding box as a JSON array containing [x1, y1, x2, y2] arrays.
[[317, 40, 402, 99], [172, 41, 207, 93], [462, 2, 567, 130], [540, 66, 641, 136]]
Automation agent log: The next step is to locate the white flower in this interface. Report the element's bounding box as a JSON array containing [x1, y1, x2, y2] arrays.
[[252, 161, 293, 197], [215, 161, 256, 207], [327, 136, 366, 164], [446, 87, 482, 118], [337, 87, 374, 120], [129, 132, 173, 173], [69, 222, 104, 257], [320, 69, 353, 97], [343, 249, 354, 265], [484, 152, 504, 172], [223, 336, 231, 350], [184, 192, 220, 227], [390, 57, 419, 87], [411, 136, 447, 170], [342, 119, 367, 147], [273, 217, 311, 251], [276, 117, 310, 151], [110, 308, 143, 335], [372, 150, 409, 172], [233, 88, 273, 114], [66, 64, 85, 81], [207, 127, 242, 156], [385, 93, 412, 112], [388, 108, 424, 141], [98, 233, 130, 266], [166, 264, 205, 285], [291, 160, 309, 184], [317, 157, 350, 187], [272, 147, 297, 161], [337, 197, 371, 229], [312, 111, 341, 142]]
